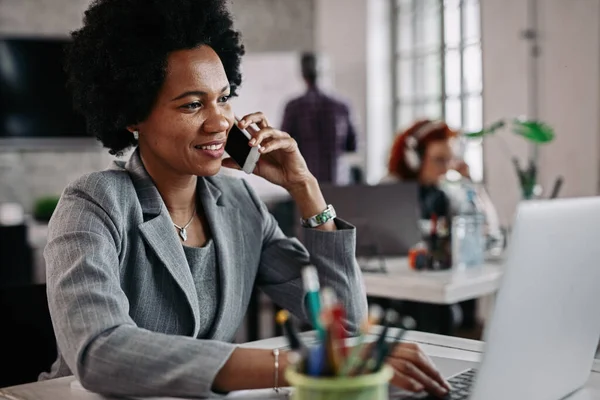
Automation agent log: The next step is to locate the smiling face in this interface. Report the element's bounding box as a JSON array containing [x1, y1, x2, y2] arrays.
[[133, 45, 235, 177]]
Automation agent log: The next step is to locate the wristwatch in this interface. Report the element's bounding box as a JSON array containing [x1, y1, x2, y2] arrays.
[[300, 204, 337, 228]]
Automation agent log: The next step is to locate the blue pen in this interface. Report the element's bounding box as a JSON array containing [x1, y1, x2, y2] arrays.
[[307, 344, 327, 376], [302, 265, 324, 340]]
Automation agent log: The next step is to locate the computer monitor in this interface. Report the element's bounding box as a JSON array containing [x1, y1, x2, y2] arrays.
[[0, 37, 89, 140], [319, 182, 420, 257]]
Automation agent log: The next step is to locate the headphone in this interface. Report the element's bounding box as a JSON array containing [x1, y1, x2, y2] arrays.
[[404, 120, 446, 172]]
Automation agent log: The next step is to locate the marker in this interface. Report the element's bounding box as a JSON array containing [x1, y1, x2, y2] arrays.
[[302, 266, 324, 340]]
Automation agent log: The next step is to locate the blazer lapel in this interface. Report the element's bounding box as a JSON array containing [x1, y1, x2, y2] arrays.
[[124, 149, 201, 337], [197, 177, 246, 341]]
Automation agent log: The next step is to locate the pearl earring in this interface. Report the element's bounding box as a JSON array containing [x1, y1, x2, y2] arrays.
[[132, 130, 139, 140]]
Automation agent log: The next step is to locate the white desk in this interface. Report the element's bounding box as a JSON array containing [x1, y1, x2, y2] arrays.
[[2, 330, 599, 399], [362, 257, 504, 305]]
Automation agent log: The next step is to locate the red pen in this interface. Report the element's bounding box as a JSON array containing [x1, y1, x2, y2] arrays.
[[321, 287, 347, 375]]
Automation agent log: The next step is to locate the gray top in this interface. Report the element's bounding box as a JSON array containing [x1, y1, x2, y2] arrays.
[[182, 239, 219, 338], [40, 148, 368, 399]]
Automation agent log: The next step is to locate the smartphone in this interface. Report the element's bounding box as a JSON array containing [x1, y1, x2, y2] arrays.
[[225, 120, 260, 174]]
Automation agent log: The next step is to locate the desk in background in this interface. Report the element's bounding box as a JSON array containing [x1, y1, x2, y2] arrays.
[[363, 257, 503, 335], [363, 257, 503, 304], [2, 329, 599, 399]]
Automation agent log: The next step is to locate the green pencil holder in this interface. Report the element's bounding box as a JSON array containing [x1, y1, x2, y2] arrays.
[[285, 365, 393, 400]]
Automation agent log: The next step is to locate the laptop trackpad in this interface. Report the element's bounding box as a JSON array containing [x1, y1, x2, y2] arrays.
[[431, 356, 479, 378]]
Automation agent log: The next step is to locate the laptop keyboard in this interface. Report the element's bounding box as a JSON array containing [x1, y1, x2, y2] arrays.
[[446, 368, 477, 399], [390, 368, 477, 400]]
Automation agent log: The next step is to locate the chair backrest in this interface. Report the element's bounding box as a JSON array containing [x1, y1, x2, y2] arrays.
[[0, 284, 57, 387], [0, 224, 33, 285]]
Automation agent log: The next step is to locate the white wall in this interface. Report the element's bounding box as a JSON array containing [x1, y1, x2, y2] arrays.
[[482, 0, 600, 225], [315, 0, 368, 175], [315, 0, 393, 183], [316, 0, 600, 225], [480, 0, 532, 225], [537, 0, 600, 201]]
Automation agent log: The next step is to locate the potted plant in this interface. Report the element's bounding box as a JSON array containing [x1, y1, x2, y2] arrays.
[[464, 118, 555, 200], [33, 195, 61, 223]]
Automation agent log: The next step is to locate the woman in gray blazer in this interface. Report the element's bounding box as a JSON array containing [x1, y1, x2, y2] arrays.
[[40, 0, 450, 398]]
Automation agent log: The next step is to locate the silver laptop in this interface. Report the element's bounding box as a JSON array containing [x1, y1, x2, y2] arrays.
[[319, 183, 420, 257], [398, 197, 600, 399]]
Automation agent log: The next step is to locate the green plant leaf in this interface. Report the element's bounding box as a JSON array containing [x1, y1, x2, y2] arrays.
[[463, 130, 486, 138], [512, 119, 555, 143], [463, 120, 505, 139]]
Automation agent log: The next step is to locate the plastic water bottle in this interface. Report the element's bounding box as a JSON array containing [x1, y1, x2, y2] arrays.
[[451, 184, 485, 270]]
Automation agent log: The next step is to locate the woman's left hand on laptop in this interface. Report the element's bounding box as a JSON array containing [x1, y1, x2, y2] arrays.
[[387, 342, 452, 397]]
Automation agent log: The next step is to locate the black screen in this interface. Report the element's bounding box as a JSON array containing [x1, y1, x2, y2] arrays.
[[0, 38, 89, 138], [225, 124, 252, 166]]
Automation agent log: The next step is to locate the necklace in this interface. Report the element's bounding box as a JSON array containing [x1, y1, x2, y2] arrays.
[[173, 206, 196, 242]]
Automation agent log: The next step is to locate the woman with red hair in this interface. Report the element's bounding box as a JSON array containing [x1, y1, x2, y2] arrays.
[[386, 119, 458, 185], [383, 119, 465, 226]]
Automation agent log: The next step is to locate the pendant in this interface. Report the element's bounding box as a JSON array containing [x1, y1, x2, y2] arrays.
[[179, 228, 188, 241]]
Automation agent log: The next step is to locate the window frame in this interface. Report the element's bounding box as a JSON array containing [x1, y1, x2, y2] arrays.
[[391, 0, 484, 182]]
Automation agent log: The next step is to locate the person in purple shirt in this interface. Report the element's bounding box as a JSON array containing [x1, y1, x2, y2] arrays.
[[281, 52, 358, 184]]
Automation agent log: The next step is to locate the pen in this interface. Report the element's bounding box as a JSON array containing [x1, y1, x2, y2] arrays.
[[357, 308, 398, 374], [302, 265, 324, 340], [306, 343, 327, 376], [276, 309, 305, 351], [369, 315, 417, 373], [321, 287, 345, 375], [339, 304, 383, 376], [369, 328, 408, 372]]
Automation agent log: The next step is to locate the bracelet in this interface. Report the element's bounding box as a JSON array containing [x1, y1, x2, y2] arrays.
[[300, 204, 337, 228], [272, 348, 280, 393]]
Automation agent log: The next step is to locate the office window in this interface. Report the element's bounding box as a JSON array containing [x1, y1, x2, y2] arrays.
[[393, 0, 483, 181]]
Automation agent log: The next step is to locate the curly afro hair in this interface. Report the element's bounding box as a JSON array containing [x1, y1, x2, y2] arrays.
[[65, 0, 245, 155]]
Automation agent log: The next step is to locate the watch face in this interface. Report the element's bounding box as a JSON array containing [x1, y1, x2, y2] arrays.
[[303, 205, 335, 227], [316, 208, 332, 224]]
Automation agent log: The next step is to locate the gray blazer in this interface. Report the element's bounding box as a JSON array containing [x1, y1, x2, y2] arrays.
[[40, 149, 367, 398]]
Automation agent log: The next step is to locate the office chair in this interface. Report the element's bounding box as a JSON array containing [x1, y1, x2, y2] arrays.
[[0, 284, 57, 387], [0, 224, 33, 285]]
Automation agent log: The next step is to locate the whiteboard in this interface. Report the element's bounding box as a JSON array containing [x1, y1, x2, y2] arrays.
[[231, 51, 333, 128], [231, 52, 304, 128]]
